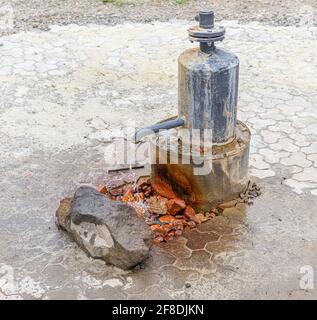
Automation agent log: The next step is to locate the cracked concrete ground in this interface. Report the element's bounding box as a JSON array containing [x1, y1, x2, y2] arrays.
[[0, 20, 317, 299]]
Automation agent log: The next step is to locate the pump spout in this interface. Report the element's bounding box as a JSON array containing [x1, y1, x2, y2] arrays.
[[134, 118, 184, 143]]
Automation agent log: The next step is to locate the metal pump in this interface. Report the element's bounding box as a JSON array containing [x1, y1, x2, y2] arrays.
[[135, 9, 237, 144], [138, 10, 251, 209]]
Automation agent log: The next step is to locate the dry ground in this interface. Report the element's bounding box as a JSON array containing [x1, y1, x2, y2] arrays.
[[4, 0, 317, 36]]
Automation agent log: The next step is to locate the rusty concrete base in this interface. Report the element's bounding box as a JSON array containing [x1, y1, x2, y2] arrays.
[[151, 120, 251, 210]]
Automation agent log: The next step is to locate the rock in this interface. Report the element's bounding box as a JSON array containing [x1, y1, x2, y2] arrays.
[[159, 215, 179, 225], [98, 185, 108, 195], [153, 235, 164, 244], [150, 176, 177, 199], [55, 198, 72, 232], [64, 186, 153, 270], [166, 198, 186, 215], [150, 224, 165, 234], [195, 213, 209, 223], [184, 206, 200, 224], [187, 220, 196, 228], [146, 195, 168, 215]]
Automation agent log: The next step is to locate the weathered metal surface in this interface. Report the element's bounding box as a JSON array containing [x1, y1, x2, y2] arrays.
[[151, 121, 250, 210], [189, 10, 225, 54], [178, 47, 239, 144], [136, 9, 250, 211]]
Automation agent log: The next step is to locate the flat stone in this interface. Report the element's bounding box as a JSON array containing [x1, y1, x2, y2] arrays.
[[61, 186, 153, 270]]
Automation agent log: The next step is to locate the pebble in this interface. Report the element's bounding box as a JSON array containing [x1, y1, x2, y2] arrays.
[[184, 206, 200, 224]]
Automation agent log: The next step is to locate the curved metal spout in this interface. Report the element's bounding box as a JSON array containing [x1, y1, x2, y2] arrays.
[[134, 118, 184, 143]]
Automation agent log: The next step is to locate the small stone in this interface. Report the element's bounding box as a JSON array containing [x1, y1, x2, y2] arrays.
[[166, 198, 186, 215], [98, 185, 108, 195], [195, 213, 209, 223], [159, 215, 178, 225], [185, 283, 191, 288], [153, 236, 164, 244], [239, 193, 245, 199], [147, 196, 168, 215], [150, 224, 165, 234], [187, 221, 196, 228], [184, 206, 200, 224], [162, 223, 174, 234], [166, 230, 175, 239], [55, 198, 72, 232]]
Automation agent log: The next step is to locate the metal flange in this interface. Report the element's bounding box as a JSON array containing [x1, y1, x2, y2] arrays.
[[188, 10, 225, 53]]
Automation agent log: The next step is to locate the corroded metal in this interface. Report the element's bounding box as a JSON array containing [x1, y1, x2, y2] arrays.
[[189, 10, 225, 54], [145, 9, 250, 210], [178, 47, 239, 144], [151, 121, 250, 210]]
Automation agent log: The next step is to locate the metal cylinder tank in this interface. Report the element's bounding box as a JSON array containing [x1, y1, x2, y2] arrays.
[[148, 9, 251, 211], [178, 46, 239, 145], [151, 121, 250, 210]]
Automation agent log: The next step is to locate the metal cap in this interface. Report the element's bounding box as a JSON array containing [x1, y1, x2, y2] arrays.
[[198, 10, 214, 29]]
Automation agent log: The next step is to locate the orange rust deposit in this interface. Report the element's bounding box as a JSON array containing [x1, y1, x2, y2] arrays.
[[97, 175, 210, 244], [150, 176, 177, 199], [98, 176, 260, 244], [97, 172, 259, 245], [166, 198, 186, 215]]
